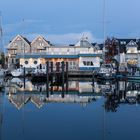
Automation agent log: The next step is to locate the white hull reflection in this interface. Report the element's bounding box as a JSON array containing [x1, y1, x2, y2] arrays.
[[11, 68, 24, 77]]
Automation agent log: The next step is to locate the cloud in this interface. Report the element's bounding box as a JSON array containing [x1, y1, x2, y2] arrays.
[[25, 31, 102, 45], [3, 20, 102, 45]]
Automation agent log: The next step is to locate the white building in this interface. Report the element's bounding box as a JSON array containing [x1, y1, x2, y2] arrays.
[[7, 35, 103, 71]]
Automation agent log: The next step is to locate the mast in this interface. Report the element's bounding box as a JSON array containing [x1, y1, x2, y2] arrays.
[[102, 1, 107, 140], [0, 11, 3, 56], [102, 0, 106, 64]]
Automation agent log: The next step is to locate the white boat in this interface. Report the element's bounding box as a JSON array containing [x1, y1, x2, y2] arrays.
[[96, 64, 116, 80], [0, 69, 5, 77], [11, 68, 24, 77]]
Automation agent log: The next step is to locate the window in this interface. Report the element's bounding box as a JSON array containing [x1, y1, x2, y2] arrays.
[[121, 41, 126, 45], [83, 61, 94, 66], [83, 61, 86, 65], [24, 61, 28, 64], [87, 61, 91, 66], [69, 61, 73, 65], [34, 61, 38, 65], [12, 59, 14, 64]]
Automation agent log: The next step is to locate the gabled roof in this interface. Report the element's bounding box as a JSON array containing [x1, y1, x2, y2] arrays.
[[8, 35, 30, 48], [31, 35, 51, 46], [126, 40, 138, 48], [116, 38, 140, 53]]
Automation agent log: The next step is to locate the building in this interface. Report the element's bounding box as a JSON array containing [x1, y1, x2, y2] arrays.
[[7, 35, 103, 71], [117, 39, 140, 69], [7, 35, 31, 68]]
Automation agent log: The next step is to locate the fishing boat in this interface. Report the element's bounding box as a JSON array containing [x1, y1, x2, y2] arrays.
[[95, 64, 116, 80]]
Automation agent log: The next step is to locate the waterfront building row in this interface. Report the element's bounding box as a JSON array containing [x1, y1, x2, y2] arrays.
[[6, 35, 140, 71], [7, 35, 103, 71]]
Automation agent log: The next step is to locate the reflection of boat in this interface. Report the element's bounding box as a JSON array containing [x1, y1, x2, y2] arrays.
[[33, 65, 46, 74], [11, 78, 23, 83], [96, 64, 116, 80], [11, 68, 24, 77], [9, 78, 34, 91], [126, 91, 138, 104], [98, 81, 115, 95]]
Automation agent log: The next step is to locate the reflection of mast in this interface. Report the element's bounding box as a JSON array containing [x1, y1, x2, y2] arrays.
[[22, 19, 25, 139], [0, 93, 2, 140], [103, 0, 106, 139], [0, 11, 2, 133]]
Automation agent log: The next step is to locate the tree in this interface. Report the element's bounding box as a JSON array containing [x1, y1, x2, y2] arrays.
[[0, 52, 5, 68], [105, 37, 119, 63]]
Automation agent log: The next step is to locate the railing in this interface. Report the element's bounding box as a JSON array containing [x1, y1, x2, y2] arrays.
[[17, 50, 102, 56]]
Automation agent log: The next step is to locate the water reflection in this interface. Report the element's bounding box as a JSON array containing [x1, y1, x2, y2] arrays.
[[5, 78, 101, 110], [1, 78, 140, 140], [3, 78, 140, 112]]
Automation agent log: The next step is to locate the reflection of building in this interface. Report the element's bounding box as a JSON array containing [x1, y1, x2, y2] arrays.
[[8, 94, 30, 110], [7, 78, 96, 94], [6, 78, 140, 111], [6, 78, 101, 109], [7, 35, 102, 70], [8, 93, 99, 110], [104, 81, 140, 112]]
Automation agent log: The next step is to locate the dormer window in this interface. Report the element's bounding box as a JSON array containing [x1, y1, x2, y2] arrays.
[[121, 41, 126, 45]]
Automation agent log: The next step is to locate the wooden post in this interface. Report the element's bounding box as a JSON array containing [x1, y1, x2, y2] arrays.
[[46, 61, 49, 98], [51, 62, 53, 73], [66, 62, 68, 80], [24, 67, 25, 89], [61, 61, 65, 98], [66, 62, 68, 93]]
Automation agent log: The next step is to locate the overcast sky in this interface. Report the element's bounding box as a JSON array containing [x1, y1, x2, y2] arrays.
[[0, 0, 140, 44]]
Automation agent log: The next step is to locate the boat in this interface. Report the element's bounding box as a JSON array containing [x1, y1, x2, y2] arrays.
[[11, 68, 24, 77], [95, 64, 116, 80], [0, 69, 6, 77]]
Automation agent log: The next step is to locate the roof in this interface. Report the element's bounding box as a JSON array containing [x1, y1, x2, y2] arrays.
[[116, 38, 140, 53], [31, 35, 51, 46], [75, 37, 93, 47]]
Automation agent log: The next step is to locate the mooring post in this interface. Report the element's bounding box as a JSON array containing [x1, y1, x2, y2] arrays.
[[24, 67, 26, 89], [46, 61, 49, 98], [66, 62, 68, 80], [61, 61, 65, 98], [61, 61, 65, 83], [66, 62, 69, 93], [51, 62, 53, 73]]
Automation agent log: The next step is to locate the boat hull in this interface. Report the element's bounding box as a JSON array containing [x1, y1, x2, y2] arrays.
[[96, 73, 116, 80]]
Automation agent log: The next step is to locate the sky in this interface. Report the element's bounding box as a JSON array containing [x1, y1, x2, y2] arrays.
[[0, 0, 140, 45]]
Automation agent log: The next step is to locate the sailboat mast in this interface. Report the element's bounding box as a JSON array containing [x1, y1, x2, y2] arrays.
[[102, 0, 106, 64], [0, 11, 3, 54]]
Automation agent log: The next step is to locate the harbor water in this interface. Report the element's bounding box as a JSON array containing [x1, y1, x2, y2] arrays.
[[0, 78, 140, 140]]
